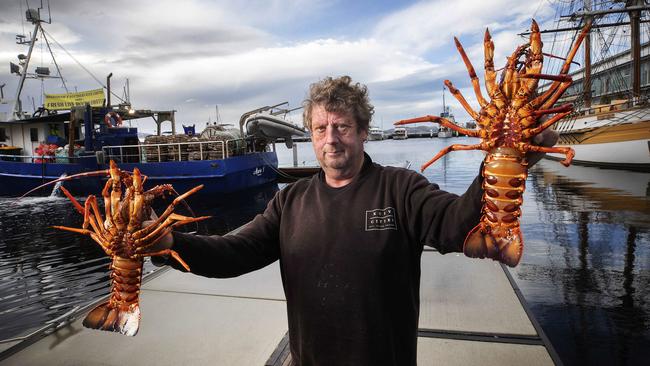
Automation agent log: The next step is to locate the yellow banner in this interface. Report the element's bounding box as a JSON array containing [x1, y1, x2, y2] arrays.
[[44, 88, 105, 110]]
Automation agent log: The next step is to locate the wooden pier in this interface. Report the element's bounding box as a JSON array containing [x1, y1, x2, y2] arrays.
[[0, 249, 559, 365]]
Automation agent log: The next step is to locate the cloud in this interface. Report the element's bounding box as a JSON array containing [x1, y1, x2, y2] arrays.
[[1, 0, 565, 133]]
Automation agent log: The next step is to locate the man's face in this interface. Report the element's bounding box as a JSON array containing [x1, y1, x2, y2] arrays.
[[310, 104, 367, 181]]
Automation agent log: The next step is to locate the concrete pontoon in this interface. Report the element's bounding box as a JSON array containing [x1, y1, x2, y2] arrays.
[[0, 249, 559, 365]]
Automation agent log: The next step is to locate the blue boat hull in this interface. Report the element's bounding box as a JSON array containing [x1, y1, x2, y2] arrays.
[[0, 152, 278, 197]]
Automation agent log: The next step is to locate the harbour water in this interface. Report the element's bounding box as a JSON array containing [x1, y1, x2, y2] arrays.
[[1, 137, 649, 365]]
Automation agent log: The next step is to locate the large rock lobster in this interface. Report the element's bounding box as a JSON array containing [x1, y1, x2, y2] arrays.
[[395, 20, 591, 267], [22, 161, 208, 335]]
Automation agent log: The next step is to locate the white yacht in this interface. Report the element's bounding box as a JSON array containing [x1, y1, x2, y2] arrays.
[[368, 127, 384, 141], [393, 127, 408, 140]]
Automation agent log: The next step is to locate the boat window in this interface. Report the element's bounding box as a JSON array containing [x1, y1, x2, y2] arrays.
[[30, 128, 39, 142], [0, 128, 6, 142]]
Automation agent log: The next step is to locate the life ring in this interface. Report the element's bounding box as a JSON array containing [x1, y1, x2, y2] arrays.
[[104, 112, 123, 127]]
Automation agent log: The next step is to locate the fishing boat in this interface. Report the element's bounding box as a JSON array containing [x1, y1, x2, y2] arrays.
[[0, 4, 303, 197], [537, 0, 650, 172], [368, 126, 385, 141], [438, 88, 455, 138]]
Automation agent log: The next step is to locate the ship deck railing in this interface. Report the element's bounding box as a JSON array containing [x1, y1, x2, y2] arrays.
[[102, 138, 248, 164], [0, 154, 97, 164]]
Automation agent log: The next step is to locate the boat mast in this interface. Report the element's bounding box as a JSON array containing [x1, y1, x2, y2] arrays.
[[10, 9, 41, 120], [442, 86, 448, 117], [583, 0, 592, 108], [629, 0, 643, 100], [533, 1, 650, 106]]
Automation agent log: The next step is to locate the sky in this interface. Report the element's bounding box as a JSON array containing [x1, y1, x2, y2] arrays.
[[0, 0, 569, 134]]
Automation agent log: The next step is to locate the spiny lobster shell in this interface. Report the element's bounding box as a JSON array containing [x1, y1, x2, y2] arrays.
[[395, 20, 591, 267]]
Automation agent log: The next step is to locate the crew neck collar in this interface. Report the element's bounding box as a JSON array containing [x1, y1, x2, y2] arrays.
[[317, 153, 373, 190]]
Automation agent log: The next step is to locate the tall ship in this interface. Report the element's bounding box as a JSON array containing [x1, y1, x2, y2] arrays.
[[0, 4, 305, 197], [538, 0, 650, 171]]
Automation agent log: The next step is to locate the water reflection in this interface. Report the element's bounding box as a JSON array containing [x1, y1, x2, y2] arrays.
[[0, 183, 279, 341], [1, 138, 649, 365], [522, 160, 650, 365]]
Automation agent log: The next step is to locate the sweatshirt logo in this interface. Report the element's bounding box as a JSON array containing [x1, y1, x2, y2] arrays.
[[365, 207, 397, 231]]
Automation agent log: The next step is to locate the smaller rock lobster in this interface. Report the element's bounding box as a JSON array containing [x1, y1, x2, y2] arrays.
[[395, 20, 591, 267], [24, 161, 208, 335]]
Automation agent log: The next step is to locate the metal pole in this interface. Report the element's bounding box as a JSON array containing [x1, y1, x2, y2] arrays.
[[106, 73, 113, 108], [292, 141, 298, 167], [11, 21, 40, 119]]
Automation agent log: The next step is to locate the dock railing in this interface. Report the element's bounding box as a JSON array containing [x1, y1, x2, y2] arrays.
[[102, 138, 247, 164]]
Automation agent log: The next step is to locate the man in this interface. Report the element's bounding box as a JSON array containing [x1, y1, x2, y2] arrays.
[[155, 76, 555, 365]]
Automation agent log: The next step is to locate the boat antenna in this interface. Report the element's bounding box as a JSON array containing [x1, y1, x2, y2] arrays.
[[40, 28, 126, 104], [39, 26, 68, 93], [216, 105, 221, 124]]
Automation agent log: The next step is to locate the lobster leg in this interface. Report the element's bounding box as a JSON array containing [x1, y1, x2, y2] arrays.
[[134, 213, 209, 250], [520, 143, 575, 166], [501, 44, 528, 99], [102, 178, 117, 233], [132, 185, 204, 239], [523, 111, 572, 139], [59, 186, 84, 214], [59, 187, 107, 242], [444, 80, 480, 120], [512, 20, 543, 110], [454, 37, 488, 108], [83, 195, 110, 242], [530, 21, 591, 108], [484, 28, 497, 99], [421, 142, 490, 172], [108, 161, 125, 231], [531, 104, 573, 118], [51, 226, 113, 255], [540, 80, 573, 110], [395, 115, 483, 138], [19, 169, 110, 198], [137, 247, 190, 271]]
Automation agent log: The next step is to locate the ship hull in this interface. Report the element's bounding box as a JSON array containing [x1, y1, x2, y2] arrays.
[[549, 117, 650, 172], [0, 152, 278, 197]]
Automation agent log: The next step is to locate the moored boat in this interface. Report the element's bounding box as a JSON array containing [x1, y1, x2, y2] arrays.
[[539, 0, 650, 171], [0, 4, 302, 197], [368, 126, 385, 141], [437, 87, 454, 138], [393, 127, 408, 140]]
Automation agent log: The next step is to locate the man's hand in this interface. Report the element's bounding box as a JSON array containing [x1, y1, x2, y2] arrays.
[[526, 128, 559, 167]]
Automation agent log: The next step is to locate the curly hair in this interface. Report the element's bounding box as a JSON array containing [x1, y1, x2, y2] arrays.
[[303, 76, 374, 132]]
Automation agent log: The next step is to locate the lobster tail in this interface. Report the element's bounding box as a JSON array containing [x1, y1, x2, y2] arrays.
[[463, 224, 524, 267], [83, 302, 141, 336], [463, 224, 498, 259], [461, 148, 527, 267], [82, 257, 143, 336]]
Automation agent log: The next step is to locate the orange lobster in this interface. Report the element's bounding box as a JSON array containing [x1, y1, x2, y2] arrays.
[[395, 20, 590, 267], [23, 161, 208, 335]]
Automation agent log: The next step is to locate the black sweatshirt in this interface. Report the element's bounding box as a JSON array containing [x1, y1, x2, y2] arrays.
[[170, 154, 483, 366]]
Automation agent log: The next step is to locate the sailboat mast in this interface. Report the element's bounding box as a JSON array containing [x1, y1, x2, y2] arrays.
[[584, 0, 592, 108], [629, 0, 643, 99]]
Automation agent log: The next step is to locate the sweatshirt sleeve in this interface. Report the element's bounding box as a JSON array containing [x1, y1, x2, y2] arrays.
[[167, 191, 283, 278], [405, 170, 483, 253]]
